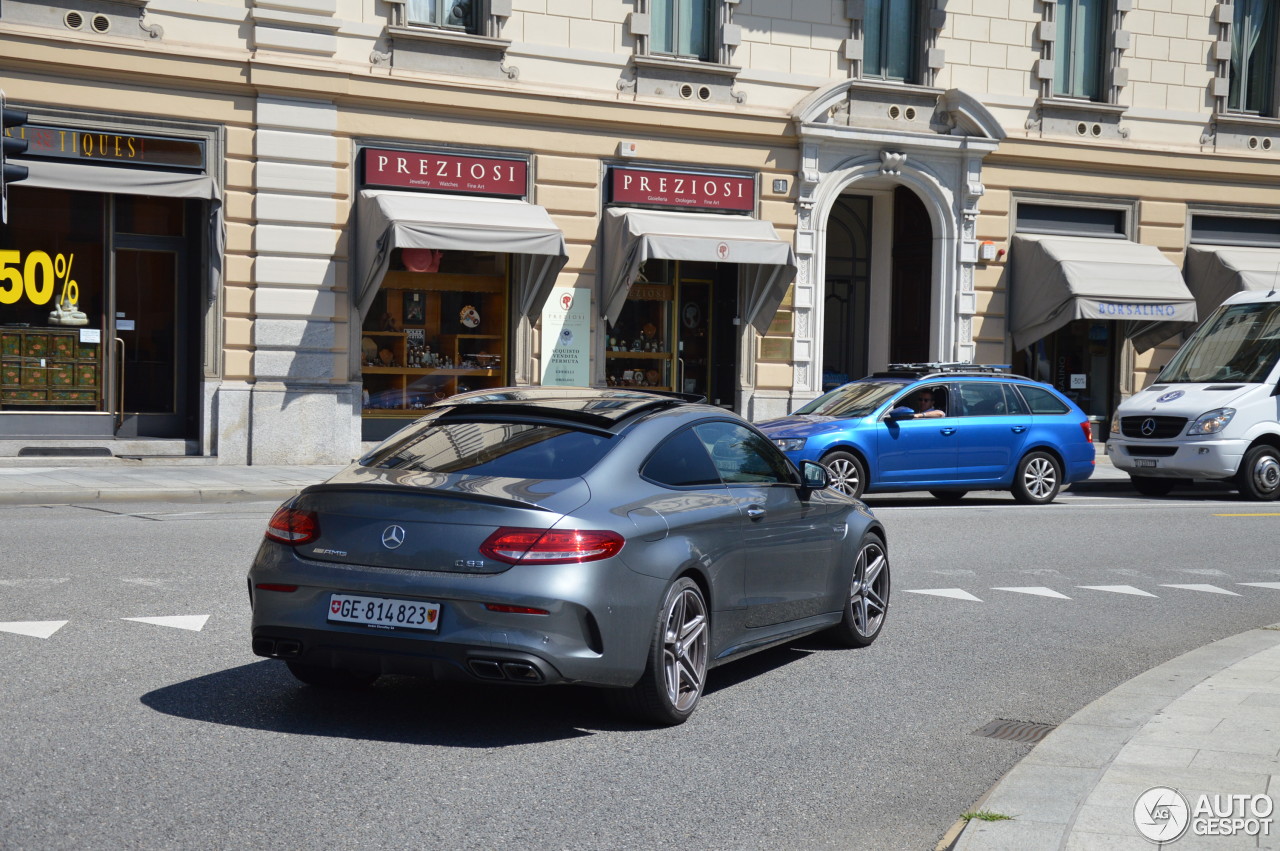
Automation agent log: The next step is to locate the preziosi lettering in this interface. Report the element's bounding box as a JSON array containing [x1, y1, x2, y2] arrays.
[[621, 173, 746, 199], [375, 154, 518, 184]]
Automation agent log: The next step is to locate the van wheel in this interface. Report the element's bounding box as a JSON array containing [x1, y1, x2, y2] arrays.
[[1236, 445, 1280, 501], [822, 451, 866, 498], [1131, 476, 1177, 497], [1012, 451, 1061, 505]]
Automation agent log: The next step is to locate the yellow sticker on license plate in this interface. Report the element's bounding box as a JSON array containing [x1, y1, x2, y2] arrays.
[[327, 594, 441, 632]]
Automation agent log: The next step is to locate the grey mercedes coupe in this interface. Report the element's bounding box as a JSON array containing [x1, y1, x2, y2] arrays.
[[248, 387, 890, 725]]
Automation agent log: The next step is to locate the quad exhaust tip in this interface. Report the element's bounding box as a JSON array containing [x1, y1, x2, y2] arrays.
[[253, 637, 302, 659], [468, 658, 543, 683]]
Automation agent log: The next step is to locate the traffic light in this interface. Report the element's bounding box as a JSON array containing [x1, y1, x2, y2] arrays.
[[2, 90, 30, 225]]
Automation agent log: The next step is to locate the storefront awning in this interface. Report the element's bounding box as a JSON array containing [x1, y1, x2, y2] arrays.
[[354, 189, 568, 321], [1010, 234, 1197, 352], [1128, 245, 1280, 352], [601, 208, 798, 335], [20, 159, 220, 200]]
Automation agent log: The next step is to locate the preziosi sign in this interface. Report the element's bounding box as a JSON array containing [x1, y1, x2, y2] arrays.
[[362, 148, 528, 197], [609, 166, 755, 212], [3, 124, 204, 170]]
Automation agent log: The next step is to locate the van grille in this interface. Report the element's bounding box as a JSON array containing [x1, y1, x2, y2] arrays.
[[1120, 416, 1187, 439]]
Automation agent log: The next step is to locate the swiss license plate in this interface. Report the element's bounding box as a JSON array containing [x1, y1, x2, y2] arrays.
[[1135, 459, 1157, 468], [327, 594, 441, 632]]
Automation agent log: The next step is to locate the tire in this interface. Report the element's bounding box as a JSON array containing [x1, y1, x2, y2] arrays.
[[285, 660, 379, 689], [822, 450, 866, 499], [1236, 445, 1280, 501], [613, 577, 709, 726], [1131, 476, 1178, 497], [1011, 451, 1061, 505], [829, 532, 890, 648], [929, 490, 968, 503]]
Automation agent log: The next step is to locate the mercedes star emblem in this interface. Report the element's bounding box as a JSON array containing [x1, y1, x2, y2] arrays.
[[1141, 418, 1157, 437], [381, 524, 406, 550]]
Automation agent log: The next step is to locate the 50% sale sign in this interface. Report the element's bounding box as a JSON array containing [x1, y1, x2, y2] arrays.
[[0, 250, 79, 307]]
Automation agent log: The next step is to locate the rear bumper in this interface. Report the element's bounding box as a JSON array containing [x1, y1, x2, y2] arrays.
[[248, 542, 666, 687]]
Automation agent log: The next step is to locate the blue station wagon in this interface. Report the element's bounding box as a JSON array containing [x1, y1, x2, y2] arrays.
[[756, 365, 1096, 504]]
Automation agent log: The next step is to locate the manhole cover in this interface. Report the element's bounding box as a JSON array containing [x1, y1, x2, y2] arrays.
[[971, 719, 1057, 744]]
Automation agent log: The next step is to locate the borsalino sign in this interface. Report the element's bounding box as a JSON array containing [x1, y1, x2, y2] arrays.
[[362, 148, 528, 197], [608, 166, 755, 212], [4, 124, 205, 169]]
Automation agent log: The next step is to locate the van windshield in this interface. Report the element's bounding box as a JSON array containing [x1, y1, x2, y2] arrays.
[[1159, 301, 1280, 384], [793, 381, 905, 417]]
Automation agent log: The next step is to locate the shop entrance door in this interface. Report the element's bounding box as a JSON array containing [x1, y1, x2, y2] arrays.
[[889, 186, 932, 365], [675, 262, 738, 408], [112, 245, 195, 438]]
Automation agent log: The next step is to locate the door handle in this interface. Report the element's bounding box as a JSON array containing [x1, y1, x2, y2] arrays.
[[746, 505, 766, 520], [1012, 426, 1028, 433], [940, 427, 956, 436]]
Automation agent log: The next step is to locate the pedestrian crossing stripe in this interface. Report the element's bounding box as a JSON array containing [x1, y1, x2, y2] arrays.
[[1159, 584, 1240, 596], [0, 620, 68, 639], [122, 615, 210, 631], [991, 586, 1072, 599], [1239, 583, 1280, 590], [1076, 585, 1158, 597], [903, 588, 983, 602]]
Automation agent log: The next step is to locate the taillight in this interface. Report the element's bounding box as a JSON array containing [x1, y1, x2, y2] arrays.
[[479, 527, 624, 565], [1080, 420, 1093, 443], [255, 583, 299, 592], [265, 506, 319, 545]]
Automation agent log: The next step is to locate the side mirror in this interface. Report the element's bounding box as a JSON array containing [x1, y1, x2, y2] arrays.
[[888, 406, 915, 420], [800, 460, 829, 490]]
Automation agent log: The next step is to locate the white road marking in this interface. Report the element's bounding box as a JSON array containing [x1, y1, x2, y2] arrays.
[[121, 615, 210, 631], [991, 586, 1072, 599], [0, 578, 71, 587], [1238, 583, 1280, 590], [1158, 584, 1241, 596], [1076, 585, 1159, 597], [903, 588, 983, 602], [0, 620, 68, 639]]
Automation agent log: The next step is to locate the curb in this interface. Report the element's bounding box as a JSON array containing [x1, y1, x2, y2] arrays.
[[0, 486, 307, 506]]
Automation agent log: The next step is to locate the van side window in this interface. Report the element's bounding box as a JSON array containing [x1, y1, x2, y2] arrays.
[[1015, 385, 1070, 414]]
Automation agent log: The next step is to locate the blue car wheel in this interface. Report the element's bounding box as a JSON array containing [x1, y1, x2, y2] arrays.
[[822, 450, 866, 498]]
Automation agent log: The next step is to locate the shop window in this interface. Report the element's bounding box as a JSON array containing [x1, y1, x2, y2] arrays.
[[863, 0, 922, 83], [360, 250, 508, 430], [1015, 203, 1126, 238], [116, 195, 185, 238], [1228, 0, 1279, 115], [1191, 214, 1280, 247]]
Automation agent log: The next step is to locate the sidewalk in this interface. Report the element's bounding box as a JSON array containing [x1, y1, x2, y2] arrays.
[[952, 625, 1280, 850], [0, 449, 1131, 506]]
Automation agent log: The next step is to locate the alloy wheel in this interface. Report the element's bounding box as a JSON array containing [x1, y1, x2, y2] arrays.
[[825, 456, 862, 496], [850, 538, 889, 639], [662, 586, 708, 713], [1022, 455, 1058, 500]]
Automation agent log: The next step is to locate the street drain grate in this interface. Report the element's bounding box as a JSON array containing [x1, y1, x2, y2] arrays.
[[972, 719, 1057, 744]]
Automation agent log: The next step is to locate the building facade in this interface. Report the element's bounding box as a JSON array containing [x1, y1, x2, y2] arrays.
[[2, 0, 1277, 462]]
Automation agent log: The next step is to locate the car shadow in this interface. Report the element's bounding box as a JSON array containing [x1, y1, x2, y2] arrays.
[[140, 645, 821, 744]]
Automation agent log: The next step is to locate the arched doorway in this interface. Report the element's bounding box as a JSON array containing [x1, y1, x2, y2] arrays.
[[822, 196, 872, 390], [889, 186, 932, 365]]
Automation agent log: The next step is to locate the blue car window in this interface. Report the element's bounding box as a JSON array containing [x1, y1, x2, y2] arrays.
[[1014, 384, 1070, 415], [999, 383, 1029, 415], [642, 427, 723, 487], [958, 383, 1004, 416], [693, 421, 794, 485]]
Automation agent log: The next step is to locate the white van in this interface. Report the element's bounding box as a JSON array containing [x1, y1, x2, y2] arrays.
[[1107, 289, 1280, 499]]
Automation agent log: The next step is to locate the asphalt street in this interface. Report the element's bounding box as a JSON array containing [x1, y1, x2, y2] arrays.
[[2, 490, 1278, 849]]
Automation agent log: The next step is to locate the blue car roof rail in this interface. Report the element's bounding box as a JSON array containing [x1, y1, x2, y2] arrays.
[[874, 363, 1017, 379]]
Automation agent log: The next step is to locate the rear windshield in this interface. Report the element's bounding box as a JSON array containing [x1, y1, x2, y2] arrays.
[[793, 381, 905, 417], [1158, 301, 1280, 384], [362, 421, 612, 479]]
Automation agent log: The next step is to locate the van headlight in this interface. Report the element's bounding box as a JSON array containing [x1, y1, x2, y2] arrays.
[[774, 438, 806, 452], [1187, 408, 1236, 435]]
